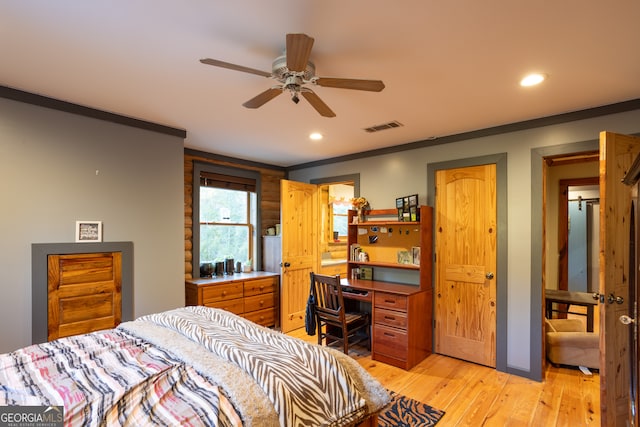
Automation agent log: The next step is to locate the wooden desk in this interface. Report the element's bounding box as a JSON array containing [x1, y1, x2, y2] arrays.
[[545, 289, 598, 332], [341, 278, 431, 370]]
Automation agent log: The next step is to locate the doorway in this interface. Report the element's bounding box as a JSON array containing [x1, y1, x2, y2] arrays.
[[311, 174, 359, 278], [542, 155, 599, 329]]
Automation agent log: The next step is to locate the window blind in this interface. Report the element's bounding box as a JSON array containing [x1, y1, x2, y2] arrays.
[[200, 172, 256, 192]]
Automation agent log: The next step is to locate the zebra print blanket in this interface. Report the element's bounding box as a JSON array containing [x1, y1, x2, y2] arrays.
[[0, 306, 390, 426]]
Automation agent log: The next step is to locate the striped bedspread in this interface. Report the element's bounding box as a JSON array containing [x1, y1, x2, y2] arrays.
[[0, 329, 241, 426], [0, 306, 387, 426]]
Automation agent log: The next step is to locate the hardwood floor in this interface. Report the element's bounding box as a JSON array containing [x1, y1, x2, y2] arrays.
[[288, 328, 600, 426]]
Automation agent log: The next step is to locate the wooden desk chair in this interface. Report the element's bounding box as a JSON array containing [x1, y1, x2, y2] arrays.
[[310, 272, 370, 354]]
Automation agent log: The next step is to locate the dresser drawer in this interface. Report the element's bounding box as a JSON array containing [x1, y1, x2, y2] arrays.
[[243, 308, 276, 327], [205, 299, 244, 315], [243, 277, 277, 297], [374, 307, 408, 329], [202, 283, 243, 304], [374, 292, 408, 311], [373, 324, 408, 360], [244, 293, 275, 312]]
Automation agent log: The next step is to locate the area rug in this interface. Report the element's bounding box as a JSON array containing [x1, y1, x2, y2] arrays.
[[378, 391, 445, 427]]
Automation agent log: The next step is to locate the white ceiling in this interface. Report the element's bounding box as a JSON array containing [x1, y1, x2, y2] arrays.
[[2, 1, 639, 167]]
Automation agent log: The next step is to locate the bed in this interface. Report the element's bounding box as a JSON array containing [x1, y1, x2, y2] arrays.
[[0, 306, 390, 426]]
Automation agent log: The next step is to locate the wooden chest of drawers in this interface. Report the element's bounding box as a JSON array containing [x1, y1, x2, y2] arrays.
[[185, 272, 279, 328]]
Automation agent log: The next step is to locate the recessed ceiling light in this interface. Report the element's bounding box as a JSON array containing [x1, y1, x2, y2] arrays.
[[520, 73, 547, 87], [309, 132, 323, 140]]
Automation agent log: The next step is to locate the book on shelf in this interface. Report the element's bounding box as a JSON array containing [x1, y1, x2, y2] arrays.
[[350, 244, 361, 261]]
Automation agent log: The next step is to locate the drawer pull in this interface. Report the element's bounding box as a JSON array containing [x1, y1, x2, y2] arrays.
[[259, 300, 265, 306], [384, 299, 396, 304], [384, 332, 396, 337], [259, 286, 265, 291], [384, 316, 396, 320], [222, 291, 227, 296]]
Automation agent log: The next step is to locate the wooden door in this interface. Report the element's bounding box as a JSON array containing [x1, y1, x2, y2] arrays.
[[280, 179, 318, 333], [599, 131, 640, 425], [48, 252, 122, 340], [434, 164, 497, 367]]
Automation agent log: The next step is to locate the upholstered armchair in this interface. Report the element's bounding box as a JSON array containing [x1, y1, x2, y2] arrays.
[[545, 318, 599, 370]]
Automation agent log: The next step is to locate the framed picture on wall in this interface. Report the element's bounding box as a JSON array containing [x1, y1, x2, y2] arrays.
[[75, 221, 102, 242]]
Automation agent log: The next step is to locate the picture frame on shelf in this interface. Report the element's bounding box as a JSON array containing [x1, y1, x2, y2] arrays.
[[396, 194, 419, 221], [359, 266, 373, 280], [75, 221, 102, 242], [412, 246, 421, 265], [397, 250, 412, 264]]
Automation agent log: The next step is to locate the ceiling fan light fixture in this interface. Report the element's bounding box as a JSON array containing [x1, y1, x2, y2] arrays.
[[200, 33, 384, 118], [309, 132, 323, 140], [520, 73, 547, 87]]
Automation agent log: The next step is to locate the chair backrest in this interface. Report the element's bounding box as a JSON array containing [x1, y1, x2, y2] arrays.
[[310, 273, 345, 325]]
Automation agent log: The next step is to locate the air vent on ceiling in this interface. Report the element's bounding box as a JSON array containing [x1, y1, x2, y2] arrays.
[[363, 120, 403, 133]]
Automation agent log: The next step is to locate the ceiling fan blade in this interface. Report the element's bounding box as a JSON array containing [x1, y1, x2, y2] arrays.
[[243, 88, 283, 109], [200, 58, 271, 78], [315, 77, 385, 92], [301, 90, 336, 118], [286, 34, 314, 72]]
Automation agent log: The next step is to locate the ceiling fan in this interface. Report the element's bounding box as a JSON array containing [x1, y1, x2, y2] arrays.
[[200, 33, 385, 118]]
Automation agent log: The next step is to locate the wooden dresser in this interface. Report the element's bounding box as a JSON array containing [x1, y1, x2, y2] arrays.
[[185, 272, 279, 328]]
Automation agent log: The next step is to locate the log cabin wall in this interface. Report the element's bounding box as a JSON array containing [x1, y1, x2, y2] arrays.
[[184, 150, 286, 279]]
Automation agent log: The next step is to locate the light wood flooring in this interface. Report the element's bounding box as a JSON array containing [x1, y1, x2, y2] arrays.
[[288, 327, 600, 426]]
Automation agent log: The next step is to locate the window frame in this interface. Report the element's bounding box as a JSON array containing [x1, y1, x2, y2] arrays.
[[192, 162, 261, 278]]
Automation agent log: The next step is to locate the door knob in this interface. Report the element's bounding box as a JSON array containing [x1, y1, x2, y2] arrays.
[[280, 261, 291, 267], [620, 315, 636, 325], [485, 272, 494, 280]]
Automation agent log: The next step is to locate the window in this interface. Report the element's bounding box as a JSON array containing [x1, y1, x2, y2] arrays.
[[193, 163, 260, 276], [200, 187, 255, 264]]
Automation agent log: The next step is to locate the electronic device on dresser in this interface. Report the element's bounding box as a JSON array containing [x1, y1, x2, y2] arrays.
[[344, 205, 433, 370]]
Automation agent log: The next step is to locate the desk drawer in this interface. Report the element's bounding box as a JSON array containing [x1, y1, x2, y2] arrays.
[[374, 292, 408, 311], [244, 293, 275, 312], [244, 277, 277, 296], [373, 324, 407, 360], [375, 307, 408, 329], [202, 283, 243, 303], [205, 299, 243, 315]]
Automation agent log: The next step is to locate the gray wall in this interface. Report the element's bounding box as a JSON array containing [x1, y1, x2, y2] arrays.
[[288, 109, 640, 378], [0, 97, 185, 353]]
